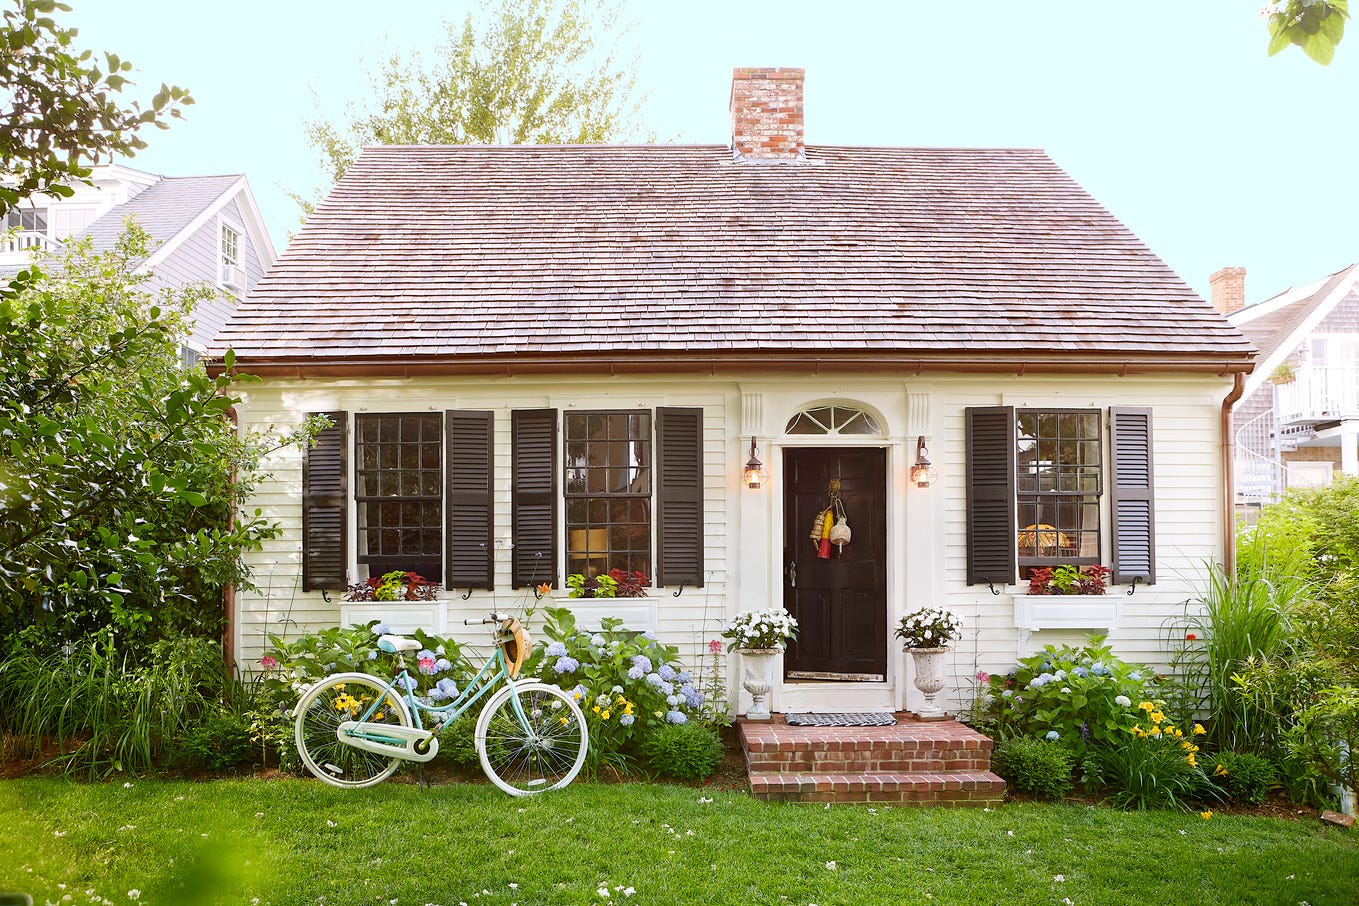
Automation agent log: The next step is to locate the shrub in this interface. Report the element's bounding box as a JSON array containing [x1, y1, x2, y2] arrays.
[[528, 607, 706, 774], [1209, 751, 1277, 807], [982, 635, 1159, 752], [643, 722, 724, 780], [439, 715, 480, 767], [991, 736, 1075, 800], [1094, 702, 1217, 811], [170, 708, 254, 772]]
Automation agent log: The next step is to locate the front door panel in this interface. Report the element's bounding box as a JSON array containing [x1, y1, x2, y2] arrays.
[[783, 448, 887, 680]]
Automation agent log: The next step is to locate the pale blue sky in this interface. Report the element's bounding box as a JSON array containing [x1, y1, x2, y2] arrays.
[[70, 1, 1357, 306]]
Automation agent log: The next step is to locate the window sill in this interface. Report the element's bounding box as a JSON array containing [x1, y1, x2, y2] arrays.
[[1013, 594, 1118, 631], [339, 602, 447, 635]]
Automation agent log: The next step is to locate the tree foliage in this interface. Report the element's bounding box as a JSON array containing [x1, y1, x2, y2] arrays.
[[0, 0, 192, 216], [0, 229, 319, 649], [304, 0, 644, 187], [1266, 0, 1349, 65]]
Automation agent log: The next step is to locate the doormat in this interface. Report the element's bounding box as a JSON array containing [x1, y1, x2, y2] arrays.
[[784, 712, 897, 727]]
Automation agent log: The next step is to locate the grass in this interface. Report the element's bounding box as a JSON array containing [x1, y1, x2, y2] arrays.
[[0, 779, 1355, 905]]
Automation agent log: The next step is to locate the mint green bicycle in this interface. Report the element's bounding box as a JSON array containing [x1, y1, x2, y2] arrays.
[[293, 612, 587, 795]]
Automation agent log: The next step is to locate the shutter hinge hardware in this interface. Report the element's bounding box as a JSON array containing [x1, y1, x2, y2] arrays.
[[986, 582, 1002, 596], [321, 589, 332, 604], [1126, 576, 1143, 596], [461, 588, 475, 600], [672, 580, 689, 598]]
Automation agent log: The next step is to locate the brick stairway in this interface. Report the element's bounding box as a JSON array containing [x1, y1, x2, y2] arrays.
[[740, 714, 1006, 805]]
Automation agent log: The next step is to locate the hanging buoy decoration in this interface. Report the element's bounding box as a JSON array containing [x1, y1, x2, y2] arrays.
[[809, 508, 828, 546], [818, 505, 834, 559]]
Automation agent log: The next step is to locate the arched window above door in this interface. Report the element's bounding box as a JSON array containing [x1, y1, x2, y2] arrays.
[[785, 405, 882, 436]]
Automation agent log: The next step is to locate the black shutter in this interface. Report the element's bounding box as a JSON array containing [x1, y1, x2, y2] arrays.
[[303, 411, 347, 591], [1110, 407, 1156, 585], [966, 406, 1016, 586], [446, 410, 494, 590], [511, 409, 557, 588], [655, 407, 704, 587]]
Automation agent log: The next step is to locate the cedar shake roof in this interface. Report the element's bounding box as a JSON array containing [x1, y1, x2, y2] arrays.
[[82, 175, 242, 252], [212, 144, 1255, 374], [1233, 263, 1359, 361]]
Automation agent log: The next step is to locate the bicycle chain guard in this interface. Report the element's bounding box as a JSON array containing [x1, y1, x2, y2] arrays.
[[337, 721, 440, 763]]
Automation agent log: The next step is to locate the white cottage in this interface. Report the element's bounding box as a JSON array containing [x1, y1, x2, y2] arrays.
[[211, 68, 1255, 718]]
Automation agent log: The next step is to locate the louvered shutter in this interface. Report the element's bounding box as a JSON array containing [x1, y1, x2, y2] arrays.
[[511, 409, 557, 589], [302, 411, 347, 591], [1110, 407, 1156, 585], [966, 406, 1017, 585], [655, 407, 704, 587], [446, 410, 494, 590]]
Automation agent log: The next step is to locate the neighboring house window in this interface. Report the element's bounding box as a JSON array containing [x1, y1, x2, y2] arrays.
[[966, 406, 1155, 586], [4, 208, 47, 233], [1016, 410, 1102, 575], [180, 345, 200, 369], [354, 413, 443, 581], [564, 411, 652, 578], [220, 223, 240, 268]]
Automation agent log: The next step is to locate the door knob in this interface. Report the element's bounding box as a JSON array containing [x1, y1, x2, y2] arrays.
[[787, 560, 797, 587]]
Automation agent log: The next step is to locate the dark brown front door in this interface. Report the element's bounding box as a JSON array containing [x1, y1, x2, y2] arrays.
[[783, 448, 887, 680]]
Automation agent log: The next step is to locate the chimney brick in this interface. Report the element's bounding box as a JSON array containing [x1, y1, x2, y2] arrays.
[[730, 67, 805, 161], [1209, 267, 1246, 315]]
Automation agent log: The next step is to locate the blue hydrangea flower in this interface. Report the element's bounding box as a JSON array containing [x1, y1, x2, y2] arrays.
[[645, 672, 665, 687], [372, 623, 392, 635], [1128, 671, 1141, 681], [434, 658, 453, 672], [436, 678, 460, 698], [659, 681, 674, 696], [546, 641, 568, 658], [1028, 673, 1054, 689], [632, 655, 653, 673], [665, 710, 687, 724], [1054, 669, 1067, 681], [1114, 694, 1132, 708], [642, 631, 658, 640], [683, 687, 704, 708], [367, 650, 378, 660], [418, 649, 435, 661], [619, 713, 635, 726], [553, 656, 580, 674], [1045, 730, 1060, 741], [427, 687, 447, 702], [591, 634, 606, 647], [658, 665, 677, 681], [1072, 666, 1089, 678], [394, 675, 418, 692], [1002, 689, 1013, 698], [1090, 663, 1111, 676], [627, 665, 645, 681], [571, 684, 588, 700], [666, 694, 681, 706], [675, 671, 692, 684]]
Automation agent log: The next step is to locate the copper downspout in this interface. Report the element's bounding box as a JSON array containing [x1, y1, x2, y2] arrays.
[[1221, 372, 1246, 576]]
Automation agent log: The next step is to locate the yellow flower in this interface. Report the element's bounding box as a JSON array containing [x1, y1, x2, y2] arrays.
[[1173, 727, 1183, 737], [1200, 810, 1213, 820], [1186, 752, 1198, 767], [1193, 723, 1207, 736], [1138, 701, 1155, 712], [601, 710, 611, 720], [1214, 764, 1229, 777], [623, 703, 634, 715], [1150, 711, 1165, 724], [375, 712, 386, 721], [592, 705, 601, 715]]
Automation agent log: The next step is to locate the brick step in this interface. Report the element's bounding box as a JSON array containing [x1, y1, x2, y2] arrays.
[[746, 747, 992, 774], [749, 770, 1007, 805], [741, 719, 996, 774]]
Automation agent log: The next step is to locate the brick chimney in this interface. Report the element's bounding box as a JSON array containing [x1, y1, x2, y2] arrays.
[[730, 67, 805, 161], [1209, 267, 1246, 315]]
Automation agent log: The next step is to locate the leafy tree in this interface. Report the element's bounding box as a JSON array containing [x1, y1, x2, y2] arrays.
[[1266, 0, 1349, 65], [303, 0, 644, 188], [0, 0, 192, 217], [0, 228, 320, 649]]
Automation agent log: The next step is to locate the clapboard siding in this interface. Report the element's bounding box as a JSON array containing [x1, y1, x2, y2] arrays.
[[231, 372, 1229, 718]]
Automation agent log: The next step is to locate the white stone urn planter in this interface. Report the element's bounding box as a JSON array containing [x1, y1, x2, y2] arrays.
[[906, 645, 951, 720], [738, 648, 780, 721]]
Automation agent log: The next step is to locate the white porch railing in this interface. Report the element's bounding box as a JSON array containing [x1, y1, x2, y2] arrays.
[[1277, 365, 1359, 426], [1235, 409, 1285, 504], [0, 230, 61, 256]]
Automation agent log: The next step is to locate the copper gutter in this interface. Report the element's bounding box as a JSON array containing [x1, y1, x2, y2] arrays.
[[208, 352, 1256, 380], [1221, 372, 1246, 576]]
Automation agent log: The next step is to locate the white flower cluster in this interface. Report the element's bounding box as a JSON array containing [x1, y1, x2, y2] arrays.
[[723, 608, 799, 650], [895, 606, 964, 650]]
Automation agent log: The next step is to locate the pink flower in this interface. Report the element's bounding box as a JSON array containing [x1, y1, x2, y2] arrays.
[[260, 655, 278, 670], [976, 670, 990, 684], [708, 639, 723, 654], [418, 656, 436, 674]]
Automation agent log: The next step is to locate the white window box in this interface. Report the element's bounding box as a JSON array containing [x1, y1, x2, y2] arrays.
[[552, 598, 657, 633], [339, 602, 447, 635], [1013, 594, 1118, 631]]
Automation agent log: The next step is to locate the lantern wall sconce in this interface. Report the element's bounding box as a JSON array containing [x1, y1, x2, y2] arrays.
[[741, 436, 768, 490], [910, 435, 938, 488]]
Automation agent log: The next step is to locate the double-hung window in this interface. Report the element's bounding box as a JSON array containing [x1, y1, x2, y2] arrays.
[[966, 406, 1155, 587], [563, 411, 652, 577], [354, 414, 443, 581]]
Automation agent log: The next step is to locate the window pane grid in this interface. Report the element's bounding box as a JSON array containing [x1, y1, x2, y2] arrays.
[[1017, 409, 1102, 570], [355, 414, 442, 570], [564, 411, 652, 579]]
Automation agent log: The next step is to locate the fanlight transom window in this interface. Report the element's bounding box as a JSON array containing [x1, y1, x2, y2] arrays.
[[785, 405, 882, 436]]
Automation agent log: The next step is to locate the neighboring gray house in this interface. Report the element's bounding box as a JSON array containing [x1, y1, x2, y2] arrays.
[[1213, 264, 1359, 507], [1, 163, 276, 360]]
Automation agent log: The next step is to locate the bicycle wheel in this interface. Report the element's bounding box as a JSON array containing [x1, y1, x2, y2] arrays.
[[475, 681, 587, 796], [294, 672, 412, 789]]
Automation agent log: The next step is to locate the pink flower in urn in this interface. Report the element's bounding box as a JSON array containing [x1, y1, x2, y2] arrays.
[[708, 639, 723, 654], [976, 670, 990, 684], [260, 655, 278, 670]]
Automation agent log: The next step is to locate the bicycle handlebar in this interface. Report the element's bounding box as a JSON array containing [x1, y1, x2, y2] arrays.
[[464, 611, 510, 626]]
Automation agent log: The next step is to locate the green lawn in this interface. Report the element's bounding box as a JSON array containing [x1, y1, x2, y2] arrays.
[[0, 778, 1354, 905]]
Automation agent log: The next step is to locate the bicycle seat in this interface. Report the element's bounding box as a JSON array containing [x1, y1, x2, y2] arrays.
[[376, 634, 421, 654]]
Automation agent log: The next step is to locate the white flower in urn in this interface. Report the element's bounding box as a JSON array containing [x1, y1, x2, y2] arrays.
[[723, 608, 800, 650], [895, 606, 964, 650]]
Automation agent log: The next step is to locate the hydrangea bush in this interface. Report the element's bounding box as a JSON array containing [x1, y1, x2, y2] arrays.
[[981, 635, 1161, 751], [895, 607, 963, 649], [528, 607, 708, 772], [722, 609, 799, 650]]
